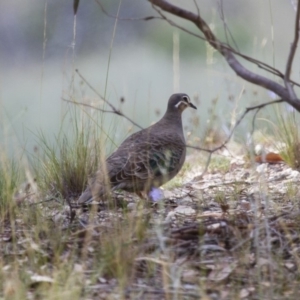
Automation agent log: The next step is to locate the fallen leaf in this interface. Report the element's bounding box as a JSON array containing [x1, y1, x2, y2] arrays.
[[208, 261, 238, 282], [181, 269, 200, 284], [240, 288, 250, 298]]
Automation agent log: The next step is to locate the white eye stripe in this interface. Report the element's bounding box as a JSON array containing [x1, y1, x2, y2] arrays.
[[175, 100, 188, 108]]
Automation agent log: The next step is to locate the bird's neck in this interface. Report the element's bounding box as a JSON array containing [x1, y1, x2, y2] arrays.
[[159, 111, 184, 133]]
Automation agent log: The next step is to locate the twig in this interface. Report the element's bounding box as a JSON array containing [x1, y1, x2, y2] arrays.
[[126, 287, 200, 298], [187, 98, 284, 178], [218, 0, 239, 52], [186, 98, 284, 154], [75, 69, 143, 129], [63, 98, 120, 115], [192, 0, 200, 18], [152, 6, 206, 42], [194, 152, 212, 179], [250, 108, 260, 136], [94, 0, 157, 21], [29, 197, 60, 206]]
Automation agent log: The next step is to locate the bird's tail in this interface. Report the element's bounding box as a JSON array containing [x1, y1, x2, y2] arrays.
[[77, 169, 110, 205], [77, 186, 94, 204]]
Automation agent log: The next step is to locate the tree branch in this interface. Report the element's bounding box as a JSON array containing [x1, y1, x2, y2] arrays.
[[93, 0, 300, 88], [149, 0, 300, 111], [153, 5, 300, 87], [284, 0, 300, 100], [187, 98, 284, 178], [186, 98, 284, 153]]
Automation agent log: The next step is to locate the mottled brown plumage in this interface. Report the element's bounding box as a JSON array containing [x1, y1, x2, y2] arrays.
[[78, 93, 196, 204]]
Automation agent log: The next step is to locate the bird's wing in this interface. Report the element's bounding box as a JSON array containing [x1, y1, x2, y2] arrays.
[[107, 132, 185, 187]]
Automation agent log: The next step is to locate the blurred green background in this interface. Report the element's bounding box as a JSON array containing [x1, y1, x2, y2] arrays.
[[0, 0, 298, 154]]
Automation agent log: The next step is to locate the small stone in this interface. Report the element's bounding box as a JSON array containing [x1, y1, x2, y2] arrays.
[[179, 196, 193, 205], [52, 213, 64, 224], [285, 263, 295, 270], [164, 190, 175, 199], [165, 211, 176, 222], [174, 205, 195, 215], [127, 203, 137, 210], [240, 200, 250, 211], [256, 164, 267, 173], [99, 277, 107, 283], [289, 170, 300, 179], [240, 288, 250, 298], [255, 144, 263, 155], [74, 264, 83, 272]]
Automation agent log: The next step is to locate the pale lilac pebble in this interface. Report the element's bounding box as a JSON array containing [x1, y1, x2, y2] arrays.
[[149, 188, 164, 202]]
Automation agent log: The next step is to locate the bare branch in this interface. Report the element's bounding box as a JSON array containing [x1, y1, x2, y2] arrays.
[[250, 108, 261, 136], [218, 0, 239, 52], [152, 5, 206, 41], [187, 98, 284, 178], [195, 152, 212, 179], [155, 5, 298, 85], [95, 0, 300, 88], [75, 69, 143, 129], [94, 0, 158, 21], [63, 98, 120, 115], [186, 98, 284, 154], [192, 0, 200, 18], [149, 0, 300, 111], [284, 0, 300, 99]]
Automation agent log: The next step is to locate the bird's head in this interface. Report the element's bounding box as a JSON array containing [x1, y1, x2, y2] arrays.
[[167, 93, 197, 113]]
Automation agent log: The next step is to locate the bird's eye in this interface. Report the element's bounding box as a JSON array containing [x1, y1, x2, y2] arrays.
[[182, 96, 189, 102]]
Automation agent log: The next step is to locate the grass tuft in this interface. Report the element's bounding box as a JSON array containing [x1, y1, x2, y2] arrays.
[[0, 156, 22, 219], [34, 120, 103, 200], [209, 155, 230, 173], [274, 105, 300, 170]]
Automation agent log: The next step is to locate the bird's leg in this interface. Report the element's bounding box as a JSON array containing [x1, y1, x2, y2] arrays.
[[137, 187, 165, 203], [136, 191, 148, 200]]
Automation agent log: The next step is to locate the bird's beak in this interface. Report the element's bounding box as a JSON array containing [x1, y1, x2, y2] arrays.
[[189, 102, 197, 109]]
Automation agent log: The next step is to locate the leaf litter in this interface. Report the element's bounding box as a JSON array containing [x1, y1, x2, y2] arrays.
[[1, 154, 300, 299]]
